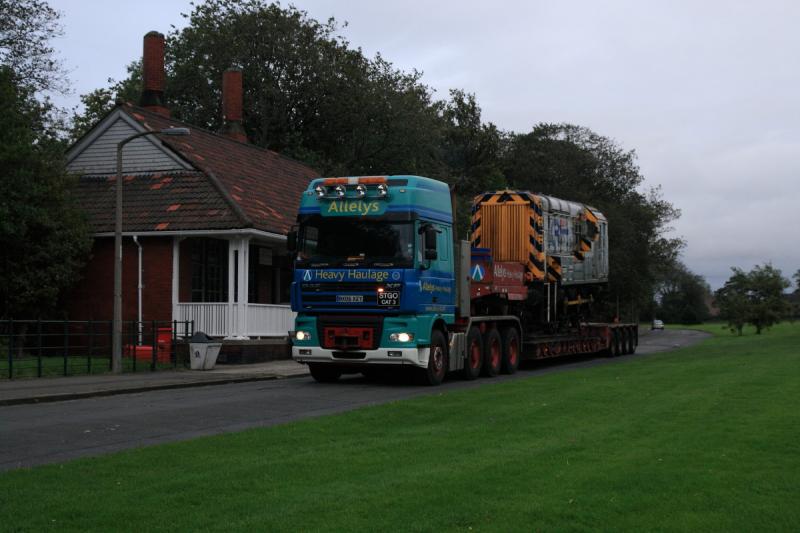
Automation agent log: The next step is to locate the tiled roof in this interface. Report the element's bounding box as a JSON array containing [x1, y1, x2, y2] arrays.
[[122, 104, 318, 235], [74, 171, 241, 233]]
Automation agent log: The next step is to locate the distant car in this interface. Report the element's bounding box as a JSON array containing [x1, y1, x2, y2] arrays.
[[651, 319, 665, 330]]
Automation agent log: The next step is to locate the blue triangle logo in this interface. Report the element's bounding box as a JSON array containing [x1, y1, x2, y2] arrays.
[[303, 270, 312, 282]]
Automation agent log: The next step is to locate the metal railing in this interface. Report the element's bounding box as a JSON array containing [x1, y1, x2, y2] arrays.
[[1, 319, 194, 379]]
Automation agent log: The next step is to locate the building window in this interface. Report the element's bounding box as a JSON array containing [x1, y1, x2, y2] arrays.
[[190, 238, 229, 302]]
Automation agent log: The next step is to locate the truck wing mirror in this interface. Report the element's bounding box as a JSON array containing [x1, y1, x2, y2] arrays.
[[424, 225, 438, 260], [287, 228, 298, 252]]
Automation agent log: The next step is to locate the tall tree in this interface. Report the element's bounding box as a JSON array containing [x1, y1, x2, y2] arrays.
[[654, 260, 711, 324], [0, 67, 91, 318], [715, 264, 789, 335], [439, 89, 506, 236], [503, 123, 683, 320], [0, 0, 66, 94]]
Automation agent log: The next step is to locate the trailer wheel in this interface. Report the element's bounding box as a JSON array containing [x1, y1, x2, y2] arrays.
[[419, 329, 448, 386], [611, 329, 621, 357], [624, 328, 632, 355], [482, 328, 502, 377], [309, 363, 342, 383], [631, 327, 638, 354], [462, 326, 483, 380], [501, 327, 520, 374]]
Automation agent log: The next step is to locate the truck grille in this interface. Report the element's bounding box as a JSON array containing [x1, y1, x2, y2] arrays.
[[317, 315, 383, 351], [300, 282, 401, 309]]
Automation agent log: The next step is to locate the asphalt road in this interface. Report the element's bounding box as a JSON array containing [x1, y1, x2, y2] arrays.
[[0, 327, 709, 472]]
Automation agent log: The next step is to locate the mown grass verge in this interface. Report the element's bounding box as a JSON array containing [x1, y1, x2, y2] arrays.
[[2, 323, 799, 531]]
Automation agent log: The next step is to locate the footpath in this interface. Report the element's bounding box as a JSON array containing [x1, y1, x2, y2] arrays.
[[0, 359, 309, 406]]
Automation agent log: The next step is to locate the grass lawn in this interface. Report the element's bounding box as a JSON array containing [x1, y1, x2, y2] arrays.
[[2, 323, 799, 531]]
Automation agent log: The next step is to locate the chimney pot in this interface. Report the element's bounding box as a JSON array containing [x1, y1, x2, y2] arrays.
[[139, 31, 169, 116], [221, 68, 247, 143]]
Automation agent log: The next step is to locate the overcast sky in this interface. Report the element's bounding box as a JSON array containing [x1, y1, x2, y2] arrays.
[[49, 0, 800, 289]]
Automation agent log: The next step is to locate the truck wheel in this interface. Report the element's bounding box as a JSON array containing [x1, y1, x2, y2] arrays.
[[420, 329, 448, 386], [482, 328, 502, 377], [611, 329, 621, 357], [631, 328, 638, 354], [624, 328, 634, 355], [618, 328, 628, 355], [501, 327, 520, 374], [462, 326, 483, 380], [309, 363, 342, 383]]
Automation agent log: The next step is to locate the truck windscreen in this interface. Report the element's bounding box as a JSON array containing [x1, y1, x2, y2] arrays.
[[297, 216, 414, 267]]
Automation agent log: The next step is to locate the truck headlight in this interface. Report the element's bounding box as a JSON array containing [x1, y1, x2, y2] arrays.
[[295, 330, 312, 341], [389, 332, 414, 343]]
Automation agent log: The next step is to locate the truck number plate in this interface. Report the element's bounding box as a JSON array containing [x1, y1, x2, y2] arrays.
[[336, 295, 363, 303], [378, 291, 400, 306]]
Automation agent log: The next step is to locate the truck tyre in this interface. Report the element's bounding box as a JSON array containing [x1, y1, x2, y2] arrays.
[[309, 363, 342, 383], [625, 327, 634, 354], [500, 327, 520, 374], [631, 328, 638, 354], [462, 326, 483, 380], [482, 328, 502, 377], [611, 329, 621, 357], [619, 328, 629, 355], [420, 329, 448, 386]]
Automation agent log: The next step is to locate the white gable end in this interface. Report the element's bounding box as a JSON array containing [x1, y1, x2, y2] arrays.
[[67, 110, 192, 175]]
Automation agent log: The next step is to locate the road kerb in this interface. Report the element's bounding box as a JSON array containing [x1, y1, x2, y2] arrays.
[[0, 372, 309, 407]]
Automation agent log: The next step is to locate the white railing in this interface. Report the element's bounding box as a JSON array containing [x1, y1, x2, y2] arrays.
[[246, 304, 296, 337], [175, 303, 231, 337], [175, 302, 294, 338]]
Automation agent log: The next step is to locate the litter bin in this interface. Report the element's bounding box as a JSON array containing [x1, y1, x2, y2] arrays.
[[189, 332, 222, 370]]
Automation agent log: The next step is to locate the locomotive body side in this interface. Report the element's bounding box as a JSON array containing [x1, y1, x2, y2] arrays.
[[470, 190, 609, 287]]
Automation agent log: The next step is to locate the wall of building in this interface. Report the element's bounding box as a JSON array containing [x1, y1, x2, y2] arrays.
[[67, 236, 174, 323]]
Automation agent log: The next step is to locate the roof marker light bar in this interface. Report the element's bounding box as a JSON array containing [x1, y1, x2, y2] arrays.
[[358, 176, 387, 185]]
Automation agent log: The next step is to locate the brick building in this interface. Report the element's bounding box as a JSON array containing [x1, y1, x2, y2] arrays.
[[65, 31, 316, 347]]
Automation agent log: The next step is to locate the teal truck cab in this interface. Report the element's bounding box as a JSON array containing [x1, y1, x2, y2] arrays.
[[289, 176, 463, 385]]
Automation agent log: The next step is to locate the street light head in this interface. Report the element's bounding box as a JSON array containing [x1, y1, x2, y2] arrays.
[[160, 127, 190, 136]]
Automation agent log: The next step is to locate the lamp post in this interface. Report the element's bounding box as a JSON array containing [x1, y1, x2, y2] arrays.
[[113, 127, 190, 373]]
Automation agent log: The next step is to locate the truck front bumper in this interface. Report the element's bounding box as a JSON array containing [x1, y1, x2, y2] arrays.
[[292, 345, 430, 369]]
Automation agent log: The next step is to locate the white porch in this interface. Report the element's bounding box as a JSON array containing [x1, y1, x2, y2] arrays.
[[170, 232, 296, 339]]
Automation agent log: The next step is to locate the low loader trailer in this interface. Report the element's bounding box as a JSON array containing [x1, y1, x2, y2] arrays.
[[288, 175, 637, 385]]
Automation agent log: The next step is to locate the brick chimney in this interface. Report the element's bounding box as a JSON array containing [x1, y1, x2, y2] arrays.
[[139, 31, 169, 116], [220, 68, 247, 143]]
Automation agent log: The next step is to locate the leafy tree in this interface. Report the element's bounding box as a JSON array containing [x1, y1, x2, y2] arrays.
[[0, 67, 91, 318], [654, 260, 711, 324], [439, 89, 507, 236], [715, 264, 789, 335], [0, 0, 67, 94], [503, 123, 683, 320]]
